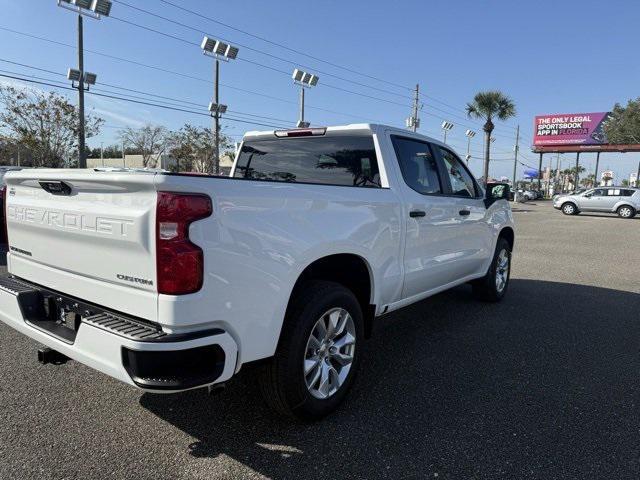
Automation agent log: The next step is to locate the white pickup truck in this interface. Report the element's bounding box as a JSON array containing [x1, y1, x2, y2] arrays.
[[0, 124, 514, 419]]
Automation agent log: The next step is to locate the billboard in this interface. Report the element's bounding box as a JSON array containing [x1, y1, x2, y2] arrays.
[[534, 112, 611, 147]]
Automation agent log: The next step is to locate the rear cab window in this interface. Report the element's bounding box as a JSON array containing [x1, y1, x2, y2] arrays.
[[234, 135, 381, 187]]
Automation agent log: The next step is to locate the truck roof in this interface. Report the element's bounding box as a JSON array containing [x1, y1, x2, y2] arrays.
[[242, 123, 447, 148]]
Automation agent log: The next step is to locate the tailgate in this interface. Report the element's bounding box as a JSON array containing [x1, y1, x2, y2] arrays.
[[4, 170, 159, 321]]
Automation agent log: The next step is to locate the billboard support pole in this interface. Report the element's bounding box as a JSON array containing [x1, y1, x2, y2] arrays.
[[512, 125, 519, 195], [636, 160, 640, 188], [575, 152, 581, 190], [594, 152, 600, 187], [537, 152, 543, 190]]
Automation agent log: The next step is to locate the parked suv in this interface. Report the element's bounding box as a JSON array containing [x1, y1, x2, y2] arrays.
[[0, 124, 514, 419], [553, 187, 640, 218]]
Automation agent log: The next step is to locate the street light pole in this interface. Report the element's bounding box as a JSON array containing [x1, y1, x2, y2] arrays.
[[512, 125, 519, 192], [213, 58, 220, 175], [298, 84, 305, 127], [77, 13, 86, 168]]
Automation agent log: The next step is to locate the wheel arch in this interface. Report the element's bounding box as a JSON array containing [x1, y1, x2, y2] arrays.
[[498, 226, 515, 251], [286, 253, 376, 338]]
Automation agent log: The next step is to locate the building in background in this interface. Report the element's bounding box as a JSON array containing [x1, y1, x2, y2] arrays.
[[87, 154, 176, 170]]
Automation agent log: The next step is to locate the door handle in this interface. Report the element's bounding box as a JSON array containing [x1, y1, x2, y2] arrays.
[[459, 209, 471, 216], [409, 210, 426, 218]]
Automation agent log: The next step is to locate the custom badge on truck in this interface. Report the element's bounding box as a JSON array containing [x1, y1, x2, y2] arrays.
[[116, 274, 154, 286]]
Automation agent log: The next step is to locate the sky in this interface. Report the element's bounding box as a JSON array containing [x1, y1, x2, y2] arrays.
[[0, 0, 639, 181]]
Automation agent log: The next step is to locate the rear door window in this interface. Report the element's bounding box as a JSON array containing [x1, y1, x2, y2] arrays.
[[390, 136, 442, 195], [234, 135, 381, 187]]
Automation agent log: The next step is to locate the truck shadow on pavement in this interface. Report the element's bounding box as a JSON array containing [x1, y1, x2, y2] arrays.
[[140, 279, 640, 479]]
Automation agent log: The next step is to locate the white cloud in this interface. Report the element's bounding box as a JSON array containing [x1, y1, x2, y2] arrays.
[[92, 107, 146, 128]]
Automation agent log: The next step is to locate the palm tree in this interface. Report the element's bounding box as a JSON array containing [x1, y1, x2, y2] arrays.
[[466, 91, 516, 183]]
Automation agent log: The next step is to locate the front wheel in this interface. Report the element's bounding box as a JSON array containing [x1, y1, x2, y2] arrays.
[[259, 280, 363, 420], [617, 205, 636, 219], [562, 202, 578, 215], [472, 238, 512, 302]]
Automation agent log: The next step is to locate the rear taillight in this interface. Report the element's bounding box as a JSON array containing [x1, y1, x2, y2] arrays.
[[156, 192, 212, 295]]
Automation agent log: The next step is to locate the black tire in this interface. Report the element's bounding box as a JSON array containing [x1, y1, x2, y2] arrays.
[[472, 238, 512, 302], [617, 205, 636, 219], [259, 280, 364, 420], [561, 202, 578, 215]]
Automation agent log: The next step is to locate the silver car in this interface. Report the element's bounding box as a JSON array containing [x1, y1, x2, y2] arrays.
[[553, 187, 640, 218]]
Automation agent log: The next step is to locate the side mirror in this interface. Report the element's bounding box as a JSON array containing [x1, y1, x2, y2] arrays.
[[485, 182, 510, 208]]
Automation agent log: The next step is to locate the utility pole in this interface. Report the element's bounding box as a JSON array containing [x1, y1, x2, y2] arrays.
[[512, 125, 519, 194], [213, 58, 220, 175], [122, 139, 125, 167], [100, 142, 104, 167], [411, 84, 419, 132], [77, 14, 86, 168], [405, 84, 420, 132]]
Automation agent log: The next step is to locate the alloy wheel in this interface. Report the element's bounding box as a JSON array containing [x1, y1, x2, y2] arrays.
[[303, 308, 356, 399], [495, 249, 509, 293]]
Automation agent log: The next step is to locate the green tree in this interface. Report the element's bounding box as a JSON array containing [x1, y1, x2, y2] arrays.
[[0, 84, 103, 167], [168, 124, 231, 173], [604, 98, 640, 145], [466, 91, 516, 183]]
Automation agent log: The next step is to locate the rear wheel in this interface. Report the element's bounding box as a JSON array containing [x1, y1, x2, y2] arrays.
[[561, 202, 578, 215], [472, 238, 511, 302], [259, 280, 363, 420], [617, 205, 636, 219]]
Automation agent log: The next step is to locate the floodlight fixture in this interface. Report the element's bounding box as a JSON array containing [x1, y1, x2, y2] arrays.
[[209, 102, 227, 114], [201, 36, 239, 61], [292, 68, 319, 88], [441, 121, 454, 131], [91, 0, 112, 17], [465, 129, 476, 138], [58, 0, 112, 19], [67, 68, 82, 82], [67, 68, 97, 88], [84, 72, 97, 85]]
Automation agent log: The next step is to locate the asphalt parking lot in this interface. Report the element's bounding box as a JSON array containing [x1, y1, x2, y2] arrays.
[[0, 202, 639, 480]]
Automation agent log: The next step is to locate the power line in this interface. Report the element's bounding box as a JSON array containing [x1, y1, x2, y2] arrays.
[[110, 5, 414, 101], [0, 72, 290, 130], [0, 58, 296, 125], [151, 0, 412, 92], [0, 32, 397, 124], [106, 16, 415, 109]]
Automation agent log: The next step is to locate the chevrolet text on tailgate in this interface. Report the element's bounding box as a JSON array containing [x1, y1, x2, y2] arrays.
[[0, 124, 515, 419]]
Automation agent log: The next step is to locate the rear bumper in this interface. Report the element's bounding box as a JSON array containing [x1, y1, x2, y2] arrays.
[[0, 274, 238, 392]]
